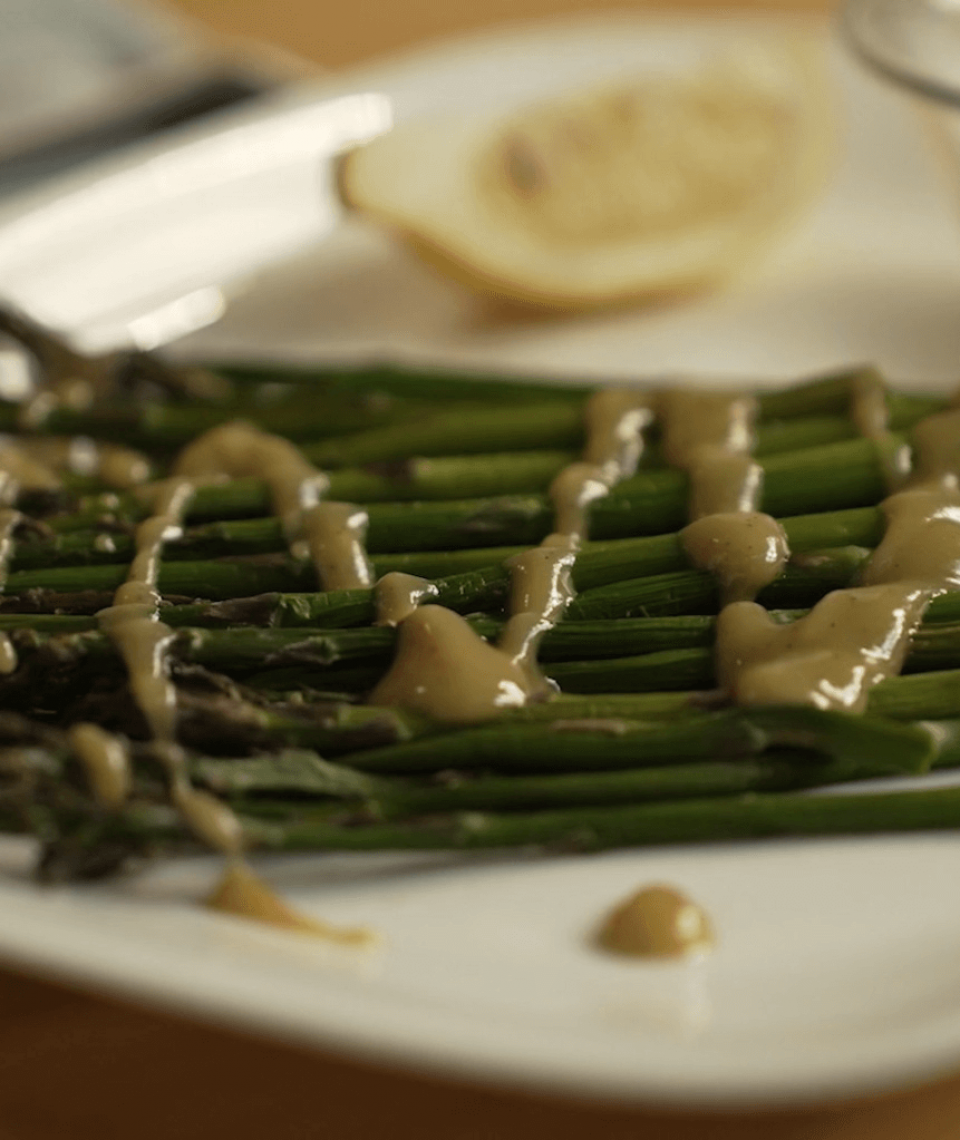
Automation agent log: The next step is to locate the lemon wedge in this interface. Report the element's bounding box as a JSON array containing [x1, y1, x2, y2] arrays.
[[340, 36, 833, 310]]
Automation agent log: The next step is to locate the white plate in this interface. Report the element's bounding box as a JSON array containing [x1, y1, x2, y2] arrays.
[[2, 12, 960, 1109]]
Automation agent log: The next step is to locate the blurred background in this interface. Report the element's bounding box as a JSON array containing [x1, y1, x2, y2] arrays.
[[164, 0, 832, 66]]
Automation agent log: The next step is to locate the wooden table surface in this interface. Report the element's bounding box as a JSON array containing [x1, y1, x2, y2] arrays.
[[3, 1, 959, 1137]]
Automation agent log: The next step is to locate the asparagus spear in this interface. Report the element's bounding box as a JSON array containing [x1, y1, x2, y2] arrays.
[[198, 741, 936, 817], [246, 780, 960, 855], [43, 772, 960, 870], [11, 497, 884, 580], [329, 706, 935, 775], [26, 433, 900, 563], [502, 668, 960, 725], [1, 354, 959, 881], [216, 360, 944, 426]]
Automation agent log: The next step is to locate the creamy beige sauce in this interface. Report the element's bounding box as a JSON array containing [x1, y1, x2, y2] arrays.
[[687, 451, 763, 519], [68, 722, 131, 810], [91, 421, 373, 940], [658, 390, 756, 476], [375, 572, 439, 627], [849, 369, 910, 490], [488, 65, 788, 245], [850, 369, 890, 442], [301, 500, 373, 591], [717, 584, 929, 710], [682, 511, 790, 605], [172, 421, 371, 591], [171, 773, 245, 856], [908, 408, 960, 485], [498, 533, 577, 683], [206, 861, 376, 944], [596, 884, 714, 959], [660, 389, 788, 602], [369, 604, 535, 723], [94, 474, 253, 852], [96, 478, 194, 742], [582, 388, 655, 478], [718, 416, 960, 710], [371, 389, 652, 723], [547, 462, 610, 538]]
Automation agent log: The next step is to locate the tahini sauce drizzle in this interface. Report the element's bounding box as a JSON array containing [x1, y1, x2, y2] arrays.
[[69, 722, 132, 810], [848, 367, 910, 490], [370, 389, 653, 723], [718, 406, 960, 711], [96, 422, 374, 941], [595, 389, 779, 960], [172, 422, 373, 591], [662, 389, 789, 604], [94, 475, 235, 848], [375, 572, 439, 627]]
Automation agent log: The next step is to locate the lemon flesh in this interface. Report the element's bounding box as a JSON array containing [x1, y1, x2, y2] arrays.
[[341, 37, 833, 310]]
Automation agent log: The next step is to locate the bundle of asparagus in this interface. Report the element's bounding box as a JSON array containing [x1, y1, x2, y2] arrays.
[[0, 317, 957, 884]]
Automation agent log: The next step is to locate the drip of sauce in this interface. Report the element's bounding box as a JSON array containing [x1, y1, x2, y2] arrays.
[[301, 501, 373, 591], [850, 368, 890, 442], [69, 722, 131, 810], [371, 389, 652, 723], [848, 369, 910, 490], [171, 768, 246, 855], [375, 572, 438, 627], [369, 605, 534, 723], [910, 408, 960, 484], [173, 420, 328, 540], [206, 861, 375, 944], [682, 511, 790, 605], [498, 533, 577, 686], [596, 885, 714, 959], [96, 478, 194, 742], [94, 477, 251, 854], [94, 425, 372, 940], [658, 391, 756, 477], [661, 390, 789, 603], [172, 421, 370, 590], [718, 409, 960, 710], [547, 462, 610, 538]]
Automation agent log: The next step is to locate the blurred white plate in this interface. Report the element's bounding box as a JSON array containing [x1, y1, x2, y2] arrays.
[[2, 12, 960, 1109]]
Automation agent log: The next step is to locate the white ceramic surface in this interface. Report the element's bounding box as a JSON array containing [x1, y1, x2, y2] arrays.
[[1, 13, 960, 1108]]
